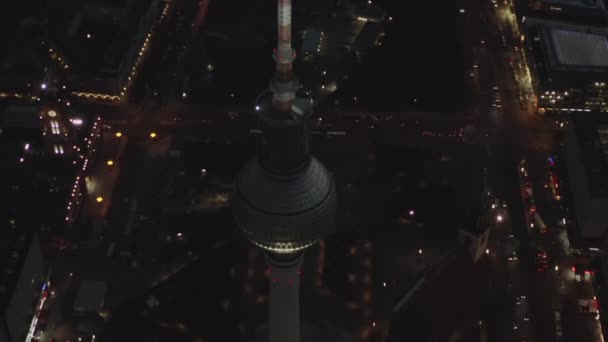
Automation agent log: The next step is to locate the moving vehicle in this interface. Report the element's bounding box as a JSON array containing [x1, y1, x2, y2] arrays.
[[533, 213, 547, 234], [555, 311, 562, 340], [555, 311, 562, 341], [573, 263, 592, 282], [535, 249, 549, 272]]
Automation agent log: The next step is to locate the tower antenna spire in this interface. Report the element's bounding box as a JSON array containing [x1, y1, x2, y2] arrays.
[[234, 1, 336, 340], [271, 0, 298, 113]]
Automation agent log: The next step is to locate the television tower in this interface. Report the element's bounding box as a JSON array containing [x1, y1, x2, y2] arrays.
[[233, 0, 336, 341]]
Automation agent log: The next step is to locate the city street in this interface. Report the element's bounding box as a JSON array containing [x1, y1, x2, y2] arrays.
[[29, 0, 608, 341]]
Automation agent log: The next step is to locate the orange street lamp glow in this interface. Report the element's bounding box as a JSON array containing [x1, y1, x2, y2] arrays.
[[96, 196, 104, 203], [115, 132, 123, 138], [150, 132, 157, 138], [106, 160, 114, 166]]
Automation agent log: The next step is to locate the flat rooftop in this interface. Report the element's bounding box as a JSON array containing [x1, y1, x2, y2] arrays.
[[74, 280, 107, 313], [388, 249, 488, 341], [526, 18, 608, 84], [1, 104, 41, 129], [0, 232, 36, 311], [0, 46, 46, 81], [550, 29, 608, 67], [352, 21, 384, 52], [570, 112, 608, 197], [48, 0, 155, 77]]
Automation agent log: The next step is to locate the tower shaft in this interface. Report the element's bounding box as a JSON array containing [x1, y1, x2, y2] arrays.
[[234, 0, 336, 340], [266, 252, 303, 342], [271, 0, 297, 112]]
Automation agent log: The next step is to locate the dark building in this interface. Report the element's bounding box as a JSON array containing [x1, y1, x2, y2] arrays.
[[387, 248, 490, 342], [0, 19, 48, 103], [350, 2, 387, 23], [516, 0, 608, 27], [0, 104, 94, 230], [47, 0, 163, 103], [564, 112, 608, 245], [523, 17, 608, 113], [350, 20, 384, 54], [458, 169, 492, 263], [0, 233, 46, 342]]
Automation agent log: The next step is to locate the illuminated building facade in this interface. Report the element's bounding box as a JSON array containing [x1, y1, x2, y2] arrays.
[[564, 112, 608, 243], [39, 106, 71, 157], [47, 0, 165, 103], [523, 18, 608, 113], [0, 104, 95, 229]]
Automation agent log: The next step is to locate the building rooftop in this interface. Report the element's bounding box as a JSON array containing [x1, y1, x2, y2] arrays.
[[300, 28, 322, 55], [48, 0, 156, 78], [50, 11, 127, 76], [351, 21, 384, 52], [0, 45, 46, 84], [388, 248, 488, 342], [516, 0, 608, 26], [351, 4, 387, 22], [0, 141, 27, 169], [543, 0, 606, 9], [460, 169, 491, 236], [570, 112, 608, 198], [73, 280, 107, 314], [0, 232, 38, 311], [550, 29, 608, 67], [526, 18, 608, 87], [1, 104, 41, 129]]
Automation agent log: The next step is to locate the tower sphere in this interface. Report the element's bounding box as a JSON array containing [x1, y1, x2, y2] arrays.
[[233, 156, 336, 254]]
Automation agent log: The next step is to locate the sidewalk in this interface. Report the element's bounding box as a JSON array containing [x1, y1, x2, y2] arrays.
[[83, 132, 128, 221]]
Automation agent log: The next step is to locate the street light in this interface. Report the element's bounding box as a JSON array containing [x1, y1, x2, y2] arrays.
[[96, 196, 104, 203], [150, 132, 157, 138], [106, 160, 114, 166], [115, 132, 123, 138]]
